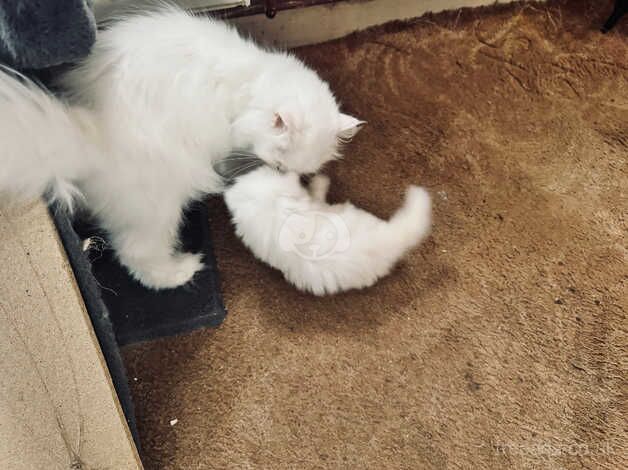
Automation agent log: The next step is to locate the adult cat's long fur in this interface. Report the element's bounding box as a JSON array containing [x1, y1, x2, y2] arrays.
[[0, 6, 362, 289], [0, 67, 94, 211]]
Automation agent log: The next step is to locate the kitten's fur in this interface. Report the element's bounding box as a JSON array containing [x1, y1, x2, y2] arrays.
[[225, 167, 432, 295], [0, 6, 362, 289]]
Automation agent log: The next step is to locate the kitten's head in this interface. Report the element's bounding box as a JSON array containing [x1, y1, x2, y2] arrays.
[[230, 56, 364, 174]]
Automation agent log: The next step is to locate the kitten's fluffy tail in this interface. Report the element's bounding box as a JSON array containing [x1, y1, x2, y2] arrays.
[[314, 185, 431, 295], [385, 186, 432, 256], [0, 67, 93, 211]]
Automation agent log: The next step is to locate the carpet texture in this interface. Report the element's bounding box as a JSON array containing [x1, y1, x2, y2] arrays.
[[123, 1, 627, 468]]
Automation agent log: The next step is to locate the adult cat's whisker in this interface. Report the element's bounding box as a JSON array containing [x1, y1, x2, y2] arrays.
[[226, 161, 263, 180], [224, 156, 260, 162], [224, 157, 262, 164], [227, 153, 257, 160], [228, 151, 259, 158]]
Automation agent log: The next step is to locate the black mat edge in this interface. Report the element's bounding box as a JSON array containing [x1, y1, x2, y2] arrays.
[[49, 203, 142, 451]]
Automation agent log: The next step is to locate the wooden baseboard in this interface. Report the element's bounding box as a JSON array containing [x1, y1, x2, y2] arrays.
[[226, 0, 523, 48], [215, 0, 342, 18]]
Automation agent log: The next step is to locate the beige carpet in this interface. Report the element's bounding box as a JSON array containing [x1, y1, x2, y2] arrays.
[[123, 1, 627, 468]]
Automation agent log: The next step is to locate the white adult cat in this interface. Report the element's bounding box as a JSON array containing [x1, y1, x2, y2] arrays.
[[0, 6, 363, 289], [224, 167, 431, 295]]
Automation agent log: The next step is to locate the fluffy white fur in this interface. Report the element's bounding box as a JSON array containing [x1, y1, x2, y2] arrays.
[[0, 6, 363, 289], [0, 67, 95, 211], [224, 167, 432, 295]]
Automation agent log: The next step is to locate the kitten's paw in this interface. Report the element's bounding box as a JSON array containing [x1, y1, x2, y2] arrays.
[[309, 174, 330, 201], [130, 253, 204, 290]]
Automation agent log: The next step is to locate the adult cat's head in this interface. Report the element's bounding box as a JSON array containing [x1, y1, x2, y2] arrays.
[[230, 54, 364, 174]]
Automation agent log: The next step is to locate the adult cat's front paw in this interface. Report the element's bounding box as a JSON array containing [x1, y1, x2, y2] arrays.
[[129, 253, 204, 290]]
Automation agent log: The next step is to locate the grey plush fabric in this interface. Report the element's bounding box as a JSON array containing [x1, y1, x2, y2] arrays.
[[0, 0, 96, 69]]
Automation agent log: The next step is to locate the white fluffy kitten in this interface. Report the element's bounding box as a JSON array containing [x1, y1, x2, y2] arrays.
[[0, 6, 363, 289], [224, 167, 431, 295]]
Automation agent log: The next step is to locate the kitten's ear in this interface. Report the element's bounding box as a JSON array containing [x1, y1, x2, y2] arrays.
[[338, 113, 366, 140]]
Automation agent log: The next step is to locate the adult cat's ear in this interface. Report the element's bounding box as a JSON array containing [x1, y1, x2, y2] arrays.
[[274, 111, 297, 134], [338, 113, 366, 140], [274, 112, 287, 130]]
